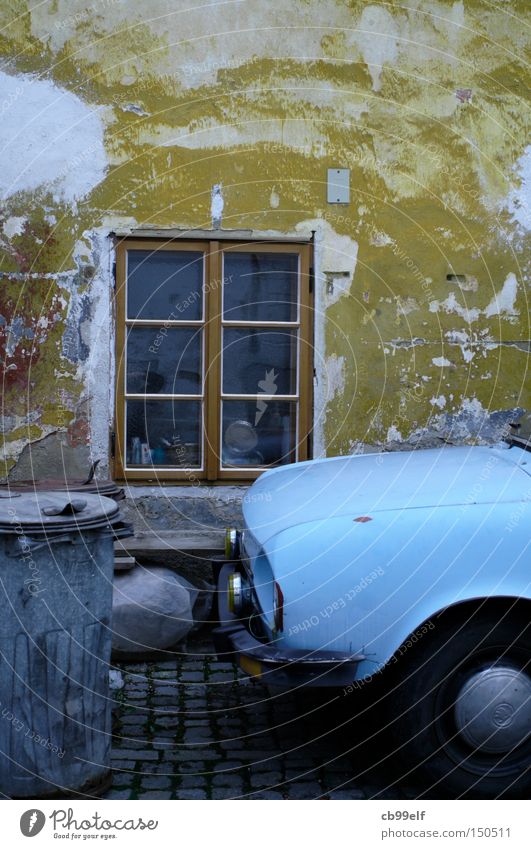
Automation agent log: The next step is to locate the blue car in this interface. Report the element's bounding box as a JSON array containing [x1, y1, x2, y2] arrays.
[[214, 421, 531, 795]]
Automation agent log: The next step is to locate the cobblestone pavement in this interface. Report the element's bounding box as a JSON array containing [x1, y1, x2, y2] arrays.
[[104, 635, 428, 800]]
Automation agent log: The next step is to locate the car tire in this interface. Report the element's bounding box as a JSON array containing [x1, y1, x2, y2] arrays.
[[384, 613, 531, 797]]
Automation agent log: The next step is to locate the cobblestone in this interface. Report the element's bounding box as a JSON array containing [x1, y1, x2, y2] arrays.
[[249, 771, 283, 788], [104, 635, 422, 801], [105, 789, 132, 799], [138, 791, 173, 799], [140, 776, 173, 790], [211, 774, 245, 789], [179, 775, 208, 789], [174, 789, 207, 800], [111, 748, 159, 761], [249, 791, 284, 800], [286, 782, 324, 799]]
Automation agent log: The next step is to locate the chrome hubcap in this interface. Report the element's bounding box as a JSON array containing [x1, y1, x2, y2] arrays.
[[454, 665, 531, 754]]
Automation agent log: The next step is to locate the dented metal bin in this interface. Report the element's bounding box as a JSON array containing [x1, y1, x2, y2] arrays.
[[0, 491, 130, 798]]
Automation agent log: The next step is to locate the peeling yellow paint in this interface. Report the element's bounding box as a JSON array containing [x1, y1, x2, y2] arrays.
[[0, 0, 529, 473]]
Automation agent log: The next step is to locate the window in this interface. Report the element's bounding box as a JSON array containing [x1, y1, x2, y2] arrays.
[[114, 239, 313, 481]]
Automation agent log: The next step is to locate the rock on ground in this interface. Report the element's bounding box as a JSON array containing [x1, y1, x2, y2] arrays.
[[112, 565, 199, 656]]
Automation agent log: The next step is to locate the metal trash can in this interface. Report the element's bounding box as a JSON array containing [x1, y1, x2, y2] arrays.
[[0, 490, 131, 798]]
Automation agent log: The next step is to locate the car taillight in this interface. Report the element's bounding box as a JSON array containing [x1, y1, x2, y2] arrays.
[[273, 581, 284, 633]]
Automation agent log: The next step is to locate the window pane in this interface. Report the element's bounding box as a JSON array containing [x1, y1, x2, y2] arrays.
[[127, 250, 204, 321], [223, 252, 298, 322], [221, 400, 296, 467], [126, 327, 202, 395], [126, 400, 201, 467], [223, 328, 297, 395]]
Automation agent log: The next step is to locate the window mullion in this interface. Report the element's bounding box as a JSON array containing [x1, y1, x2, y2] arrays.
[[205, 241, 222, 481], [299, 245, 312, 461], [115, 241, 127, 480]]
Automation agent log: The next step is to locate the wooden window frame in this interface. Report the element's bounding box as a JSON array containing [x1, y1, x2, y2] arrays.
[[114, 237, 313, 483]]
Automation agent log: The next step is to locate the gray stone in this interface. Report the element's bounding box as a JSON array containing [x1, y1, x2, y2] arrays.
[[109, 669, 125, 691], [140, 776, 172, 790], [105, 789, 132, 799], [179, 775, 208, 789], [111, 748, 159, 761], [138, 790, 172, 799], [286, 782, 322, 799], [212, 774, 244, 788], [325, 790, 365, 799], [116, 725, 146, 736], [250, 791, 284, 800], [249, 772, 282, 788], [110, 760, 137, 770], [211, 788, 242, 799], [112, 565, 197, 655], [180, 671, 204, 682], [120, 713, 150, 724], [175, 789, 207, 799]]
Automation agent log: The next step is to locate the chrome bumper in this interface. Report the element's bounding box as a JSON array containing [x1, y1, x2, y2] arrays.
[[212, 561, 365, 688]]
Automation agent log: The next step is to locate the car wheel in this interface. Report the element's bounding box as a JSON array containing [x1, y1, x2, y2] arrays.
[[386, 614, 531, 797]]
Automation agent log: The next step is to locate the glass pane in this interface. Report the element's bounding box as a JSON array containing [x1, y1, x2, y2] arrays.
[[126, 327, 202, 395], [126, 400, 202, 468], [221, 400, 296, 467], [127, 250, 204, 321], [223, 328, 297, 395], [223, 252, 298, 322]]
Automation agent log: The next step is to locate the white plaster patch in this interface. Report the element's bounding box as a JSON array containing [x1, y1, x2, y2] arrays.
[[0, 71, 107, 204], [396, 297, 419, 316], [386, 425, 402, 442], [121, 103, 150, 117], [324, 354, 346, 402], [456, 274, 479, 293], [428, 292, 480, 323], [504, 145, 531, 231], [461, 397, 483, 414], [444, 330, 477, 363], [430, 395, 447, 410], [484, 272, 518, 318], [429, 273, 519, 324], [155, 118, 327, 152], [355, 6, 399, 91], [370, 230, 394, 246], [77, 229, 115, 474], [295, 218, 358, 307], [74, 239, 92, 263], [211, 184, 224, 226], [269, 188, 280, 209], [2, 216, 26, 239], [432, 356, 452, 367]]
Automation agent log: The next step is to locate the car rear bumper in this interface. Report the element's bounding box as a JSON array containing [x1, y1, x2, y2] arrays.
[[212, 560, 365, 688]]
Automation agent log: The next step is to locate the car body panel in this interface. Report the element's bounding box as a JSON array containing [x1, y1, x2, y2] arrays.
[[239, 445, 531, 681], [243, 445, 531, 546]]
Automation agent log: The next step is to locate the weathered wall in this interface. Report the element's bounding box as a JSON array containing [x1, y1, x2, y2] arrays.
[[1, 0, 529, 484]]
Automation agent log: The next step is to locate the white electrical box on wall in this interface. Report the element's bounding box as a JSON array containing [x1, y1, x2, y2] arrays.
[[327, 168, 350, 204]]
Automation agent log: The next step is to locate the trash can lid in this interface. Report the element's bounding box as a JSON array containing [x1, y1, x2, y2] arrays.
[[6, 479, 125, 501], [0, 490, 121, 535]]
